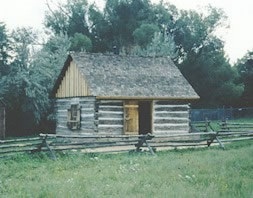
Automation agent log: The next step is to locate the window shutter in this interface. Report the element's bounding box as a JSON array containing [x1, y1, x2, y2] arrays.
[[67, 104, 81, 130]]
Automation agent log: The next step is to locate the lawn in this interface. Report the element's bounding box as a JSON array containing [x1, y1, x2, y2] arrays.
[[0, 141, 253, 198]]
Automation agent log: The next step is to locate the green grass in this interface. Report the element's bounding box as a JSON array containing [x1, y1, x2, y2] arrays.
[[0, 141, 253, 198]]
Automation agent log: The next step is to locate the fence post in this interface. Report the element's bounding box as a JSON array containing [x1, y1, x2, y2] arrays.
[[37, 135, 56, 160], [135, 133, 155, 155]]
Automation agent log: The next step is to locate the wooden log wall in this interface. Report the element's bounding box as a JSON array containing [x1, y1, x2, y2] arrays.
[[55, 97, 96, 134], [96, 100, 124, 135], [153, 101, 190, 135]]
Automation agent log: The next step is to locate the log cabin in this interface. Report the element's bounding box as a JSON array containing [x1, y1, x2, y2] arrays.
[[52, 52, 199, 135]]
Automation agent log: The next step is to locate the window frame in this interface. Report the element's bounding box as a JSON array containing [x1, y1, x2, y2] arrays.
[[67, 104, 81, 130]]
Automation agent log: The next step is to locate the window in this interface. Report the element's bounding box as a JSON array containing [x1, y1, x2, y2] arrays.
[[67, 104, 81, 130]]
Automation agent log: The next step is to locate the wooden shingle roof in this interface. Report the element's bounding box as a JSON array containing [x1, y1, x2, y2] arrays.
[[53, 52, 199, 100]]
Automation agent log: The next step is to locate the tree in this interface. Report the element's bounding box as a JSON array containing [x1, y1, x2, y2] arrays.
[[132, 32, 177, 58], [45, 0, 90, 37], [0, 22, 11, 76], [0, 26, 70, 136], [172, 7, 243, 107], [133, 24, 159, 48], [1, 27, 40, 135], [70, 33, 92, 52], [89, 0, 156, 52], [173, 7, 228, 61], [45, 0, 91, 52], [28, 33, 71, 132], [235, 51, 253, 106], [179, 35, 243, 107]]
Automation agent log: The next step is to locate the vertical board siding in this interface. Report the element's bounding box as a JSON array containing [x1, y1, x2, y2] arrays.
[[97, 100, 124, 135], [153, 101, 190, 135], [56, 61, 89, 98], [55, 97, 96, 134]]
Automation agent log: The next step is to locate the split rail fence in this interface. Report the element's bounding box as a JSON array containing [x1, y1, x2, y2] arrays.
[[1, 120, 253, 159]]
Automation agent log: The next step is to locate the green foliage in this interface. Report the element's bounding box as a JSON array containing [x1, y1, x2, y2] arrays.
[[173, 7, 228, 59], [132, 32, 177, 58], [45, 0, 89, 37], [70, 33, 92, 52], [89, 0, 156, 52], [0, 142, 253, 197], [133, 24, 159, 47], [0, 28, 70, 136], [235, 51, 253, 106], [45, 0, 91, 52], [175, 8, 243, 107], [0, 22, 11, 76], [28, 33, 71, 132]]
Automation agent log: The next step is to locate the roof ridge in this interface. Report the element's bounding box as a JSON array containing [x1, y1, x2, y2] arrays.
[[69, 51, 172, 59]]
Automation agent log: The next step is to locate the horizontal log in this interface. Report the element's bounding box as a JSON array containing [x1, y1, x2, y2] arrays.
[[154, 117, 189, 124], [51, 139, 139, 147], [218, 137, 253, 142], [220, 131, 253, 135], [98, 119, 123, 125], [98, 110, 123, 115], [147, 142, 208, 147], [57, 103, 95, 110], [56, 130, 95, 135], [98, 117, 123, 121], [154, 125, 189, 132], [218, 134, 253, 139], [221, 122, 253, 126], [0, 137, 42, 144], [153, 103, 189, 108], [221, 126, 253, 129], [49, 142, 136, 150], [96, 131, 123, 136], [219, 129, 252, 133], [40, 132, 216, 139], [97, 113, 123, 119], [98, 124, 123, 129], [155, 112, 188, 118], [153, 132, 216, 138], [149, 139, 209, 144], [0, 142, 40, 149], [97, 100, 123, 105], [154, 123, 189, 127], [153, 130, 190, 135], [99, 105, 123, 109], [154, 103, 190, 109], [0, 147, 38, 155]]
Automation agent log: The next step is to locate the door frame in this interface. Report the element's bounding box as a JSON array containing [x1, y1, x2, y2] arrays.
[[123, 100, 139, 135], [123, 100, 153, 135]]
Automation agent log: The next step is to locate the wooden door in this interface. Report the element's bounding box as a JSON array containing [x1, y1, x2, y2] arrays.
[[124, 101, 139, 135]]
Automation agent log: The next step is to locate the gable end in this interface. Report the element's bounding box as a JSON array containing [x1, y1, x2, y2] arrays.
[[53, 55, 90, 98]]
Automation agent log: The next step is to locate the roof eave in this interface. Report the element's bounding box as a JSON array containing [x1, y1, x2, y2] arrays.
[[96, 96, 200, 100]]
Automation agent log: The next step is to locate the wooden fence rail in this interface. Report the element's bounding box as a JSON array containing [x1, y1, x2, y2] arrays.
[[0, 137, 45, 157], [0, 130, 253, 159]]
